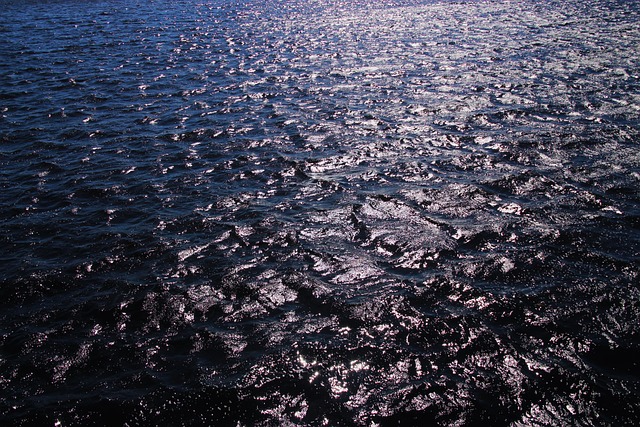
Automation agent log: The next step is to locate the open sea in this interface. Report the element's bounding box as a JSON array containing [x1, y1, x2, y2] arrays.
[[1, 0, 639, 425]]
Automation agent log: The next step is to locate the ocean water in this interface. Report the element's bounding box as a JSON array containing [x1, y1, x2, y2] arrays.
[[1, 0, 639, 425]]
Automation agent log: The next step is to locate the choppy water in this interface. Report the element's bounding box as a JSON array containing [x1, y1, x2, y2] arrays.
[[1, 0, 639, 425]]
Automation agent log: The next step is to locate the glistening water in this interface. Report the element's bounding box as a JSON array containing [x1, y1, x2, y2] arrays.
[[1, 0, 639, 425]]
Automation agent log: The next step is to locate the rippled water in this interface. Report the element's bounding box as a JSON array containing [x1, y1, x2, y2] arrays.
[[1, 0, 639, 425]]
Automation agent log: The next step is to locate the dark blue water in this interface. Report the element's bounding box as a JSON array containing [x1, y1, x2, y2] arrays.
[[1, 0, 639, 425]]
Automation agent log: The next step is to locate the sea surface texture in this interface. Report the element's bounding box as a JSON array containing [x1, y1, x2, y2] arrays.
[[1, 0, 639, 425]]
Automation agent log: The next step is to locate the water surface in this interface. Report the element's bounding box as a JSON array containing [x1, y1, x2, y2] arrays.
[[1, 0, 639, 425]]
